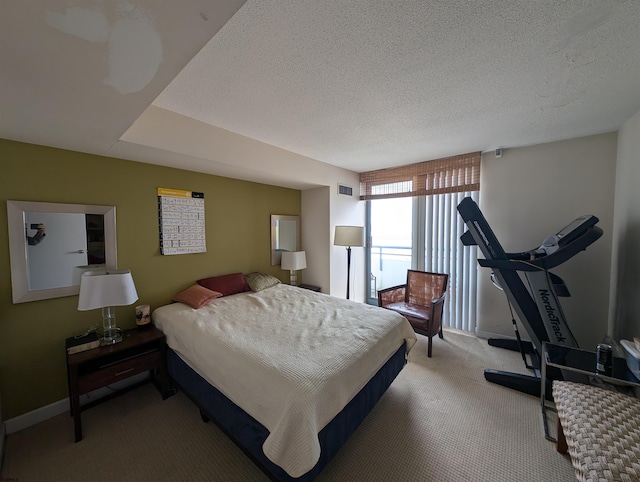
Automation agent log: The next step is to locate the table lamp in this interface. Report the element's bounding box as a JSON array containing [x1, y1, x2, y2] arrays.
[[78, 269, 139, 345], [334, 226, 365, 299], [281, 251, 307, 286]]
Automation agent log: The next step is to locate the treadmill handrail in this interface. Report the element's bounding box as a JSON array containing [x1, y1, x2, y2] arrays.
[[476, 226, 603, 272]]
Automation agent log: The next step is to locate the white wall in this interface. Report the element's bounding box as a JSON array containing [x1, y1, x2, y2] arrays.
[[329, 182, 367, 301], [477, 133, 617, 350], [301, 187, 330, 292], [120, 106, 352, 191], [301, 174, 365, 300], [610, 108, 640, 341]]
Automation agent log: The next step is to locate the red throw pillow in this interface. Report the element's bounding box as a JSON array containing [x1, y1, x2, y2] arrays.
[[173, 284, 223, 309], [196, 272, 251, 297]]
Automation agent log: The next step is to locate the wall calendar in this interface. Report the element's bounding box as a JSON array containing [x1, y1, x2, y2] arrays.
[[157, 187, 206, 255]]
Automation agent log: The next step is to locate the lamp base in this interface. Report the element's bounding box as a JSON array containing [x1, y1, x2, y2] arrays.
[[101, 306, 122, 344], [101, 327, 122, 345]]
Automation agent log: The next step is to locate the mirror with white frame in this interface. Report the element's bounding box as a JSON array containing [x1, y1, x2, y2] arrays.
[[270, 214, 300, 265], [7, 200, 117, 303]]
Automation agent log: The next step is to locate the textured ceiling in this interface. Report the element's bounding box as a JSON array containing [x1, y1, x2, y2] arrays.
[[153, 0, 640, 172], [2, 1, 640, 187]]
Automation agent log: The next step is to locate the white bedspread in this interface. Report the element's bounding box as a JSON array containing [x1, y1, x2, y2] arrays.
[[152, 284, 416, 477]]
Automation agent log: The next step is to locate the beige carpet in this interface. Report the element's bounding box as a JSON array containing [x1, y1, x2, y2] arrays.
[[1, 331, 576, 481]]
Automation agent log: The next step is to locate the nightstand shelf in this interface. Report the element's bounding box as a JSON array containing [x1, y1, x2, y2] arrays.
[[66, 326, 172, 442]]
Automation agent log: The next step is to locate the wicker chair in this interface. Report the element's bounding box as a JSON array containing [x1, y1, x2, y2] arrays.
[[378, 270, 448, 357]]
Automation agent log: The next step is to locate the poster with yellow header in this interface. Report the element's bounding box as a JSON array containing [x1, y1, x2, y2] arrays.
[[157, 188, 206, 255]]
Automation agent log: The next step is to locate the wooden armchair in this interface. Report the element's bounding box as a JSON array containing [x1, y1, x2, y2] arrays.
[[378, 270, 449, 357]]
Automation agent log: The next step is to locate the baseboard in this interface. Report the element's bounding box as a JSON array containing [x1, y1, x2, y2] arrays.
[[475, 329, 524, 341], [4, 371, 149, 435]]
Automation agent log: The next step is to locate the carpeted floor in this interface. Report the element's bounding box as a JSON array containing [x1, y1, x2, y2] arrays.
[[1, 330, 576, 481]]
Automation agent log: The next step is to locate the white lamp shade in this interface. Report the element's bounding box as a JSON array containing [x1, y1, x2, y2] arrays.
[[78, 269, 139, 311], [334, 226, 365, 247], [281, 251, 307, 270]]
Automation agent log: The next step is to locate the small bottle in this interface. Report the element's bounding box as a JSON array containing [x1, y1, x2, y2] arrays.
[[596, 343, 613, 376]]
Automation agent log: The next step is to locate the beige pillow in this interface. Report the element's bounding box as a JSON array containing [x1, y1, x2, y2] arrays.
[[244, 272, 281, 292], [173, 284, 223, 309]]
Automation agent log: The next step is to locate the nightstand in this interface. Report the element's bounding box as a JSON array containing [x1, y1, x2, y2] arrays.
[[66, 326, 172, 442], [298, 284, 321, 292]]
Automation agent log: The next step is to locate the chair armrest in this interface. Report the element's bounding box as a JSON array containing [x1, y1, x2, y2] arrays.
[[430, 291, 447, 327], [432, 292, 446, 306], [378, 284, 406, 307]]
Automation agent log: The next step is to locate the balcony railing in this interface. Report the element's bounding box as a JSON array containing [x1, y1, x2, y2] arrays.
[[369, 245, 411, 299]]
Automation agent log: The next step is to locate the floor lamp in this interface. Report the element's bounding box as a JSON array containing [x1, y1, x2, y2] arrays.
[[334, 226, 365, 300]]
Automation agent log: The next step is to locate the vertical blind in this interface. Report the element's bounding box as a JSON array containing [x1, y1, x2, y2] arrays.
[[425, 191, 479, 332], [359, 151, 481, 200]]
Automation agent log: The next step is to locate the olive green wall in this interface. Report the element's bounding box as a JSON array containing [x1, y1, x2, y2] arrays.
[[0, 139, 301, 419]]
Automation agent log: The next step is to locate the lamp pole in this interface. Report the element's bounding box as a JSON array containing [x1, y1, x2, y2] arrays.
[[334, 225, 365, 301], [346, 245, 352, 300]]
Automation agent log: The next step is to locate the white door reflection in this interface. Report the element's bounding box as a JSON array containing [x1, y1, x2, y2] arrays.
[[25, 212, 89, 291]]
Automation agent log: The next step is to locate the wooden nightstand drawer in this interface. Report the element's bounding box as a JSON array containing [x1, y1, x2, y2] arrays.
[[78, 349, 162, 393]]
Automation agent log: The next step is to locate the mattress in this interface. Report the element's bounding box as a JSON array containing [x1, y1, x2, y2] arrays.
[[153, 283, 416, 477]]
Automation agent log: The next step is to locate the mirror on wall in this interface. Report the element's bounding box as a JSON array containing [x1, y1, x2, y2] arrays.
[[7, 200, 117, 303], [271, 215, 300, 265]]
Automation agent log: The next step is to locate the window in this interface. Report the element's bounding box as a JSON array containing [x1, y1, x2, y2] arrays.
[[368, 197, 413, 298], [362, 153, 480, 333]]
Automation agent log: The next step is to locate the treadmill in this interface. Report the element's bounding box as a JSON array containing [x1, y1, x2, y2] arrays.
[[457, 197, 603, 396]]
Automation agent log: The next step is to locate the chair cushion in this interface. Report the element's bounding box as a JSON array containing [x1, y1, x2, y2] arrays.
[[386, 302, 430, 321]]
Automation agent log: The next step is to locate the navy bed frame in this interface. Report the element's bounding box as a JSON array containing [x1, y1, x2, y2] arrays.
[[167, 342, 407, 481]]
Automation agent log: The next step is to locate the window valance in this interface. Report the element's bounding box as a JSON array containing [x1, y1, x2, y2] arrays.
[[359, 151, 481, 200]]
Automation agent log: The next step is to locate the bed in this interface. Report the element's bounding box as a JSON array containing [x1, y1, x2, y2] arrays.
[[152, 274, 416, 481]]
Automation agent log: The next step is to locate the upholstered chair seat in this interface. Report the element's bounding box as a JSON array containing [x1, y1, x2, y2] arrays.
[[378, 270, 448, 357]]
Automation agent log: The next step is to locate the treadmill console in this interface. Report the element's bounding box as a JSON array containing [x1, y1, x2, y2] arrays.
[[537, 215, 599, 255]]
